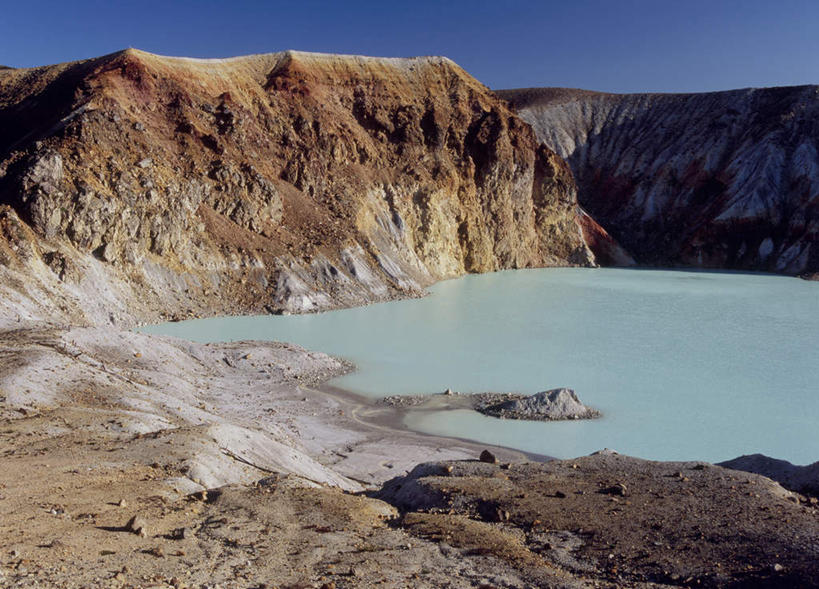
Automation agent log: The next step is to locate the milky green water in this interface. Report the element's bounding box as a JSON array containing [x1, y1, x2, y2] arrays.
[[140, 268, 819, 465]]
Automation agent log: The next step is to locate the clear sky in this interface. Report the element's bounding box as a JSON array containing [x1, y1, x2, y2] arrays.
[[2, 0, 818, 93]]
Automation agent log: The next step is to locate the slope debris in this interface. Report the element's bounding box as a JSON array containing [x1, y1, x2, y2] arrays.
[[719, 453, 819, 496], [378, 455, 819, 588]]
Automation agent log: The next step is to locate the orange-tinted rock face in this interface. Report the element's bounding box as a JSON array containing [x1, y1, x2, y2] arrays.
[[576, 209, 635, 267], [0, 50, 592, 323]]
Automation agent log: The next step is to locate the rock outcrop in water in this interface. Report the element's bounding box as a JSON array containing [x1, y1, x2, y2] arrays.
[[498, 86, 819, 275], [479, 387, 600, 421], [381, 388, 600, 421], [0, 50, 593, 325]]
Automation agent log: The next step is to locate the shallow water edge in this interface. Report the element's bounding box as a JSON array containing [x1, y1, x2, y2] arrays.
[[312, 381, 555, 463]]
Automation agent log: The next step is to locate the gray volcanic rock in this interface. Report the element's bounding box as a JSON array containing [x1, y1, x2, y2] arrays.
[[719, 453, 819, 497], [481, 388, 599, 421], [498, 86, 819, 274]]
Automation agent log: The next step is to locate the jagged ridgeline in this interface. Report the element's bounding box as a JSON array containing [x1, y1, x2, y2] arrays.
[[0, 49, 593, 324], [498, 87, 819, 275]]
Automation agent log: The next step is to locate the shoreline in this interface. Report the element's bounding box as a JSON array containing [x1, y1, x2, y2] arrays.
[[134, 265, 819, 468], [311, 381, 555, 465]]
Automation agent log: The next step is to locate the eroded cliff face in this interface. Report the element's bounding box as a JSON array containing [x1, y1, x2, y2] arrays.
[[498, 86, 819, 274], [0, 50, 592, 325]]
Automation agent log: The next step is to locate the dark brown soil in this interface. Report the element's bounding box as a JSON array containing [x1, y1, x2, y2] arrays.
[[379, 454, 819, 587]]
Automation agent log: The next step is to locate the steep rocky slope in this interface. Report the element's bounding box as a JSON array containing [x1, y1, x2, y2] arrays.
[[498, 86, 819, 274], [0, 50, 592, 325]]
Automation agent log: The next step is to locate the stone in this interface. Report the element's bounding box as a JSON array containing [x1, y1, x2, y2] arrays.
[[601, 483, 627, 497], [172, 527, 191, 540], [101, 242, 117, 262], [126, 515, 148, 537], [477, 501, 509, 522], [22, 151, 64, 196], [592, 448, 619, 456], [479, 450, 497, 464], [482, 388, 599, 421]]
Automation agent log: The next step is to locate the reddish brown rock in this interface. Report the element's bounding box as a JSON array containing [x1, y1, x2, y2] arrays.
[[0, 50, 593, 325]]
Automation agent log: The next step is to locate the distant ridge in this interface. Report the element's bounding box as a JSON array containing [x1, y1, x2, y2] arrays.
[[497, 83, 819, 103], [499, 84, 819, 275]]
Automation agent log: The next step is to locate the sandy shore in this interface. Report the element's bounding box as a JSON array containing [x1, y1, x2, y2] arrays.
[[315, 383, 553, 464], [0, 321, 531, 493]]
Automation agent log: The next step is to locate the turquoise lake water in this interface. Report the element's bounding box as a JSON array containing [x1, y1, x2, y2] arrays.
[[140, 268, 819, 465]]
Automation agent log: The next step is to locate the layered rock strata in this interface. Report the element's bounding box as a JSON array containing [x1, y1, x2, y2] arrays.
[[0, 50, 592, 326], [498, 86, 819, 274]]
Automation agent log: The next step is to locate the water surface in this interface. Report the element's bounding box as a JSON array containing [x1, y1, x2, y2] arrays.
[[140, 268, 819, 464]]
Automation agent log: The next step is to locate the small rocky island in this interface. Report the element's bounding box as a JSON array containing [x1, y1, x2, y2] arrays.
[[477, 387, 600, 421], [383, 387, 600, 422]]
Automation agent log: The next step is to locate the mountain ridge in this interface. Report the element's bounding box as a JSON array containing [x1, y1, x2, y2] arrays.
[[0, 49, 593, 326], [499, 84, 819, 274]]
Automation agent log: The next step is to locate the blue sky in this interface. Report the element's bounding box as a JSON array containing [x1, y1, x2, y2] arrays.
[[2, 0, 818, 93]]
